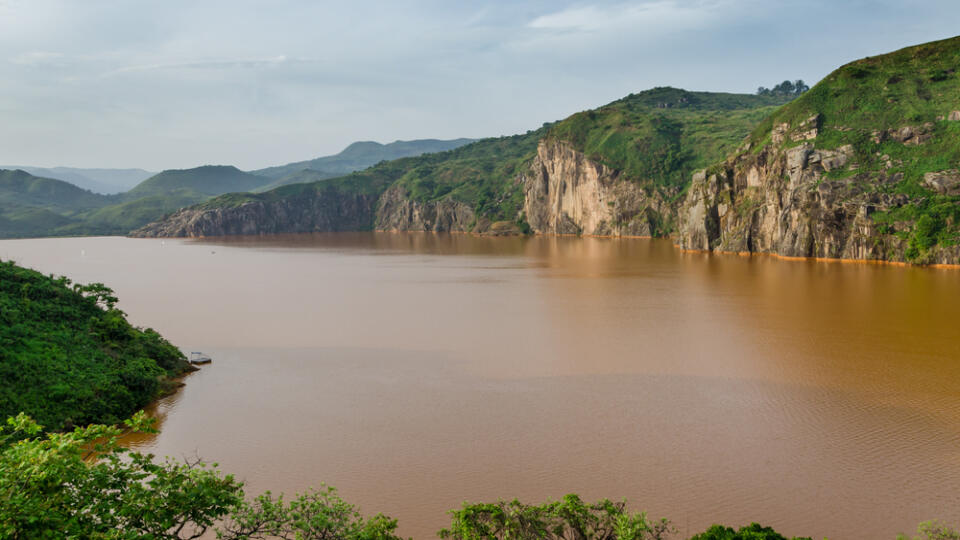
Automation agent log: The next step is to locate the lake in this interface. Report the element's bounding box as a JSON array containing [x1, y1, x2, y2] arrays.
[[2, 233, 959, 539]]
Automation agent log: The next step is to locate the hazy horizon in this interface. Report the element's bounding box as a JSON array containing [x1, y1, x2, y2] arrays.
[[2, 0, 959, 171]]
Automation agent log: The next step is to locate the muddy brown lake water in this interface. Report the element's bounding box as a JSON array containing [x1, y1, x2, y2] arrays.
[[2, 233, 959, 539]]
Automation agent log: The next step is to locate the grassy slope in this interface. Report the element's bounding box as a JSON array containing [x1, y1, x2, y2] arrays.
[[0, 261, 192, 430], [547, 88, 791, 193], [202, 130, 546, 225], [745, 36, 960, 260], [0, 169, 112, 214], [0, 166, 273, 237], [0, 170, 120, 237]]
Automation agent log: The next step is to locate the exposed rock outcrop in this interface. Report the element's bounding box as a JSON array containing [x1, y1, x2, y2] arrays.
[[133, 188, 379, 237], [374, 185, 476, 233], [523, 140, 671, 236], [677, 125, 959, 265], [923, 170, 960, 195]]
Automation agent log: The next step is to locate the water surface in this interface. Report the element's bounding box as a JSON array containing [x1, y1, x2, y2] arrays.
[[2, 233, 958, 539]]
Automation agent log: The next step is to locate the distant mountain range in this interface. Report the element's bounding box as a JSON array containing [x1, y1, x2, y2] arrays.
[[0, 138, 476, 238], [0, 166, 155, 194], [250, 139, 476, 191]]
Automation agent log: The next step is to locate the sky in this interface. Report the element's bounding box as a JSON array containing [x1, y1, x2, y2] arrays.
[[1, 0, 959, 171]]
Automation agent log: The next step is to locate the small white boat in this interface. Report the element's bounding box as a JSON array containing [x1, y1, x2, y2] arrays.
[[189, 351, 212, 365]]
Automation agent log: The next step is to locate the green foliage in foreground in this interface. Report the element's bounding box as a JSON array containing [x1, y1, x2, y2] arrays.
[[0, 411, 950, 539], [0, 261, 192, 430], [439, 495, 672, 540], [689, 523, 810, 540], [0, 412, 403, 540], [899, 521, 960, 540]]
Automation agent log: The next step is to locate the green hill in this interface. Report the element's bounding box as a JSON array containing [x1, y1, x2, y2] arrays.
[[0, 260, 193, 430], [0, 169, 120, 237], [301, 88, 787, 223], [193, 129, 546, 226], [251, 138, 476, 185], [0, 169, 112, 214], [753, 36, 960, 255], [126, 165, 269, 199], [676, 35, 960, 264], [0, 166, 154, 194], [546, 88, 791, 189], [140, 88, 793, 236]]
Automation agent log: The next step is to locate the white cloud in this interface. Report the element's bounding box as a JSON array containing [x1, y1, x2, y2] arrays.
[[528, 1, 720, 33], [0, 1, 959, 170]]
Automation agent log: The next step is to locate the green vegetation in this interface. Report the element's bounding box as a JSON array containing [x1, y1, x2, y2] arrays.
[[199, 129, 547, 225], [0, 413, 403, 539], [124, 165, 269, 199], [192, 88, 790, 230], [756, 80, 810, 97], [0, 165, 154, 194], [746, 36, 960, 261], [0, 412, 822, 539], [0, 169, 110, 213], [690, 523, 810, 540], [545, 88, 791, 191], [0, 142, 481, 238], [440, 494, 672, 540], [899, 521, 960, 540], [253, 138, 476, 186], [0, 409, 949, 538], [388, 129, 546, 222], [0, 261, 192, 430]]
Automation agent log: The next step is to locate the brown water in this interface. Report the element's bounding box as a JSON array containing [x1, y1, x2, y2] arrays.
[[2, 233, 959, 540]]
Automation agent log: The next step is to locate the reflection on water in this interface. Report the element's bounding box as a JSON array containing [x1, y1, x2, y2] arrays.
[[1, 233, 958, 540]]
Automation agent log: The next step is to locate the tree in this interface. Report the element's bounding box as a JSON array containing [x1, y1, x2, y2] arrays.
[[438, 494, 673, 540], [0, 413, 403, 540], [755, 80, 809, 97], [689, 522, 811, 540], [899, 521, 960, 540]]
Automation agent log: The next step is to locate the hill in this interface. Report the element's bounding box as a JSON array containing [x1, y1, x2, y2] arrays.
[[0, 260, 193, 430], [678, 35, 960, 264], [0, 169, 111, 214], [135, 88, 790, 238], [125, 165, 270, 199], [0, 166, 154, 194], [0, 169, 119, 237], [251, 138, 476, 186]]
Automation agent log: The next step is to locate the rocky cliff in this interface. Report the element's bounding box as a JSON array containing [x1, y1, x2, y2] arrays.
[[133, 188, 379, 237], [677, 37, 960, 265], [677, 116, 960, 265], [523, 140, 673, 236], [374, 185, 476, 233]]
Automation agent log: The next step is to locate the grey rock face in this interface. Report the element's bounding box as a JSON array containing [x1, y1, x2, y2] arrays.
[[522, 139, 670, 236], [374, 185, 476, 232], [677, 123, 958, 265], [923, 170, 960, 195], [132, 189, 379, 237]]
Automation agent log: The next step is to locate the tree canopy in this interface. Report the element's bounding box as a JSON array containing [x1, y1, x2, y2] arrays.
[[756, 80, 810, 97]]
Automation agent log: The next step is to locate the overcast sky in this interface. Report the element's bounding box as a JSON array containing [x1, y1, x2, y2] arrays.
[[1, 0, 958, 171]]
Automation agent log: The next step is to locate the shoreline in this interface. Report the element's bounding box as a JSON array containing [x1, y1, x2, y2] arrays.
[[157, 229, 960, 270], [9, 230, 951, 270]]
